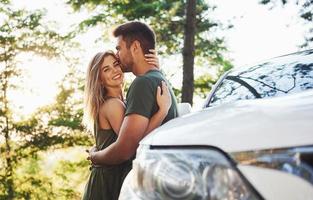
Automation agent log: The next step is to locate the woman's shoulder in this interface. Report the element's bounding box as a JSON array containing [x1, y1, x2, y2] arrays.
[[100, 97, 125, 114]]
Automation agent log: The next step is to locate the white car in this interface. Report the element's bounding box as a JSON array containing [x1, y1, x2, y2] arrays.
[[119, 49, 313, 200]]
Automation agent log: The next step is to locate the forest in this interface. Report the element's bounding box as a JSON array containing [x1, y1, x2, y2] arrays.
[[1, 0, 312, 199]]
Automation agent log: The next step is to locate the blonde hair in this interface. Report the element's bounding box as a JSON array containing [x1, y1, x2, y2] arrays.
[[83, 51, 117, 133]]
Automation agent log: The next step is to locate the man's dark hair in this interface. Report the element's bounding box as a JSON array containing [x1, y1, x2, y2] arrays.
[[113, 21, 156, 54]]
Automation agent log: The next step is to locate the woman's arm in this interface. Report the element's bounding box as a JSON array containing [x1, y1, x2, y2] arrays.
[[99, 98, 125, 135], [144, 81, 172, 136], [88, 83, 171, 164], [145, 49, 159, 68]]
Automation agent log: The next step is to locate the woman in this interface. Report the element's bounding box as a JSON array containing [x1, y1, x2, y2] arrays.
[[82, 50, 171, 200]]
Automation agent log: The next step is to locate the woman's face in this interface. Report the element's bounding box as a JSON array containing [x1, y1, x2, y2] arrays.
[[100, 55, 124, 89]]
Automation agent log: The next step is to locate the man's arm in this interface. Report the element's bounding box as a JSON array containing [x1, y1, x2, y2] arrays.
[[90, 114, 149, 165], [144, 82, 171, 136]]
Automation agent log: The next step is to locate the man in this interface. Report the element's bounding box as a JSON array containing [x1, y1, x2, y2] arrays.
[[89, 21, 178, 165]]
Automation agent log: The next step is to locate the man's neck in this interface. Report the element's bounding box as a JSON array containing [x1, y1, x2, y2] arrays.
[[133, 60, 158, 76]]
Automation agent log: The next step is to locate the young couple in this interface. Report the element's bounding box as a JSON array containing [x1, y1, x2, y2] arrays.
[[82, 21, 178, 199]]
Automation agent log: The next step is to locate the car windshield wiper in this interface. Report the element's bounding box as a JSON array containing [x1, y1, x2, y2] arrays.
[[226, 75, 262, 99]]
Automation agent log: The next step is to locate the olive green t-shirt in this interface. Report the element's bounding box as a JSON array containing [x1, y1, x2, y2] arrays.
[[125, 70, 178, 124]]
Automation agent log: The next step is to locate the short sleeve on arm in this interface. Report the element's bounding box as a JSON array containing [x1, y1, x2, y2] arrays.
[[125, 76, 156, 119]]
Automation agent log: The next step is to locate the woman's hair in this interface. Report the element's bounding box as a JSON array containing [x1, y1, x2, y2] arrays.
[[83, 50, 117, 133]]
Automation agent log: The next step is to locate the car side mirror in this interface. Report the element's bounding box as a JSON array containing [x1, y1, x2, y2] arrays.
[[177, 103, 192, 117]]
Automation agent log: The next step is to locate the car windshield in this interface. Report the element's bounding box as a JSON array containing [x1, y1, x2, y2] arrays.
[[206, 50, 313, 108]]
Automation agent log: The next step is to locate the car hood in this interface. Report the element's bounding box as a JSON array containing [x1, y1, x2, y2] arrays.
[[141, 90, 313, 153]]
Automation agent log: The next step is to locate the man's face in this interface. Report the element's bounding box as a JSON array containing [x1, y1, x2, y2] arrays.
[[116, 36, 134, 72]]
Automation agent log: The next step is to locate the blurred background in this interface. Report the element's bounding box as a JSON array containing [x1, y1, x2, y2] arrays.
[[1, 0, 312, 199]]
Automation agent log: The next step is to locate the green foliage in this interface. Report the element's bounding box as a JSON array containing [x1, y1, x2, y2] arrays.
[[13, 156, 56, 200], [259, 0, 313, 47], [20, 68, 92, 150], [0, 9, 70, 60], [0, 71, 92, 198], [51, 152, 90, 200], [68, 0, 230, 64], [0, 1, 83, 199], [0, 147, 89, 200], [194, 74, 217, 98], [67, 0, 233, 103], [177, 62, 232, 100]]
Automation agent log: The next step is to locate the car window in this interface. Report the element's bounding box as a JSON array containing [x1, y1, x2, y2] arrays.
[[206, 50, 313, 108]]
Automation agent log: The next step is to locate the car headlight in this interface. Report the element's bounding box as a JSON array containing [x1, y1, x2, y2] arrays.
[[126, 146, 261, 200], [231, 145, 313, 185]]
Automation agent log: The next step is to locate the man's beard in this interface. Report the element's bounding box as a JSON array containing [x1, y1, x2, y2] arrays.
[[121, 55, 134, 73], [121, 64, 131, 73]]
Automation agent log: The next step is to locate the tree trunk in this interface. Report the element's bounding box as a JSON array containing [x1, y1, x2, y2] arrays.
[[5, 116, 14, 200], [182, 0, 196, 105], [3, 63, 14, 200]]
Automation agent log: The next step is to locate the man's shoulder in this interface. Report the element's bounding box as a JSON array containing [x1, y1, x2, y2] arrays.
[[131, 70, 163, 87], [129, 76, 153, 92], [145, 70, 164, 79], [132, 74, 151, 84]]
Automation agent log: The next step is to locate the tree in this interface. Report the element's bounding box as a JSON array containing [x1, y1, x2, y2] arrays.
[[0, 1, 77, 198], [182, 0, 196, 103], [67, 0, 233, 105], [260, 0, 313, 47], [6, 66, 93, 199]]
